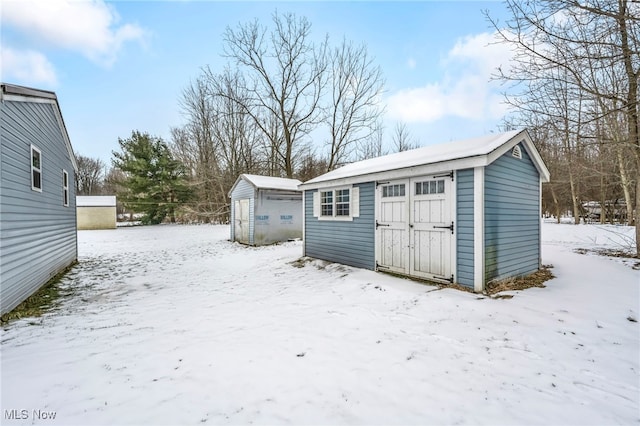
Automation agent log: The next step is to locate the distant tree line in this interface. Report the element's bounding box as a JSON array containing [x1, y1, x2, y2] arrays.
[[77, 3, 638, 257], [170, 12, 391, 222], [76, 11, 417, 224]]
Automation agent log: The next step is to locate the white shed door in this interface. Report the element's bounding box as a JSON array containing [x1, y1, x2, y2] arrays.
[[234, 199, 250, 244], [376, 175, 453, 282], [377, 180, 409, 274]]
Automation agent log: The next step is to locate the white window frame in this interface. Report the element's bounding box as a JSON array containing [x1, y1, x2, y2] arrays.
[[334, 188, 351, 217], [31, 145, 42, 192], [320, 189, 334, 217], [62, 169, 69, 207], [313, 186, 360, 221]]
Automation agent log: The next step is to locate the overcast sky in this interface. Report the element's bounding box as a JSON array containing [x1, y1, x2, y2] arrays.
[[1, 0, 514, 167]]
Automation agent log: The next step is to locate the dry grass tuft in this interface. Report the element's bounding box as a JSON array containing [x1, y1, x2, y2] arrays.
[[485, 265, 555, 296], [1, 262, 77, 325]]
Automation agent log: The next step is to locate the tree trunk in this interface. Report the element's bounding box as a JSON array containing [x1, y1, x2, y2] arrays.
[[617, 148, 634, 225], [569, 171, 581, 225], [550, 184, 561, 224]]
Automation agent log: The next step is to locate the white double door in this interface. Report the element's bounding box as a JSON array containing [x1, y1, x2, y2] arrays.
[[234, 199, 250, 244], [376, 175, 454, 283]]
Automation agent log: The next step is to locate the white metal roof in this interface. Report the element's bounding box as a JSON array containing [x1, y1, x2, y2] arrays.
[[237, 174, 302, 192], [300, 129, 550, 189], [76, 195, 117, 207]]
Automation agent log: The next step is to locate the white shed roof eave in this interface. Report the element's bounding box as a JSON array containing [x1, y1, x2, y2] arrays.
[[299, 129, 550, 189], [228, 174, 302, 196], [298, 155, 490, 190]]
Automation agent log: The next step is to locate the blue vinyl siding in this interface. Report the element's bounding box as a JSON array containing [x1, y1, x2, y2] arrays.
[[484, 143, 540, 282], [229, 179, 255, 243], [304, 182, 375, 270], [456, 169, 474, 288], [0, 99, 77, 315]]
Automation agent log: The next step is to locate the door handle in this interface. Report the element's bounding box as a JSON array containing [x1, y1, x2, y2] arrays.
[[409, 224, 414, 228]]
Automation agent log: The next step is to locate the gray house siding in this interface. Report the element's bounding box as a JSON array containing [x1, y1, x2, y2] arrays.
[[304, 182, 375, 270], [484, 143, 540, 283], [229, 178, 255, 243], [1, 99, 77, 315], [456, 169, 474, 288]]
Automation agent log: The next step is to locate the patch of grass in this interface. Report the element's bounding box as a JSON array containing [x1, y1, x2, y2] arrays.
[[575, 247, 640, 269], [484, 265, 555, 296], [289, 257, 315, 268], [575, 247, 638, 260], [1, 262, 77, 325]]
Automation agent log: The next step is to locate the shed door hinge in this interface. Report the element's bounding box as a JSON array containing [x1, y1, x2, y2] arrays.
[[433, 221, 454, 234], [376, 220, 390, 229], [433, 273, 455, 283], [433, 171, 454, 181], [376, 262, 389, 271]]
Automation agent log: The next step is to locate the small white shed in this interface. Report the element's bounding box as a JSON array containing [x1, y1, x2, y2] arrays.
[[229, 174, 302, 246], [77, 196, 117, 230]]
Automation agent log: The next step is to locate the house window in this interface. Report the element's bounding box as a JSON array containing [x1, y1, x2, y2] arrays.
[[321, 190, 333, 216], [415, 179, 445, 195], [382, 184, 405, 198], [31, 145, 42, 192], [62, 169, 69, 207]]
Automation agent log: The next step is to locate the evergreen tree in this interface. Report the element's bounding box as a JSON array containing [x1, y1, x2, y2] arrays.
[[112, 131, 191, 225]]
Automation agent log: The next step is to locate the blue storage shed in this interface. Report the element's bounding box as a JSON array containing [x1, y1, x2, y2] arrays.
[[1, 83, 78, 315], [299, 130, 550, 292], [229, 174, 303, 246]]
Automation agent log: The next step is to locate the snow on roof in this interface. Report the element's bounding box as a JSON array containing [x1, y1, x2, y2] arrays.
[[303, 130, 524, 186], [77, 195, 117, 207], [241, 174, 302, 191]]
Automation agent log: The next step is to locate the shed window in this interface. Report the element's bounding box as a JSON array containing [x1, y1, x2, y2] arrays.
[[314, 186, 359, 221], [62, 169, 69, 207], [31, 145, 42, 192], [382, 184, 405, 197], [335, 189, 350, 216], [415, 179, 445, 195], [321, 190, 333, 216]]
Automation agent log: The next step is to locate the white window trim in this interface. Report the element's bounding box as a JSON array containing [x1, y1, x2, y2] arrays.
[[31, 145, 42, 192], [313, 186, 360, 221], [62, 169, 69, 207]]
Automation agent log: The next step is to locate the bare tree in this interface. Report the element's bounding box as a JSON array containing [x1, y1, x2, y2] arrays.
[[222, 12, 328, 178], [356, 120, 387, 160], [325, 39, 385, 171], [75, 154, 105, 195], [488, 0, 639, 254], [392, 122, 418, 152], [176, 76, 224, 222]]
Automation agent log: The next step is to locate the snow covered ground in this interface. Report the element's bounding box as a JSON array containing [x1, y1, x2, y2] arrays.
[[1, 222, 638, 425]]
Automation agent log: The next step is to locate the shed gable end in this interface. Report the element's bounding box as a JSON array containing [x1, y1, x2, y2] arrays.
[[484, 143, 540, 283]]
